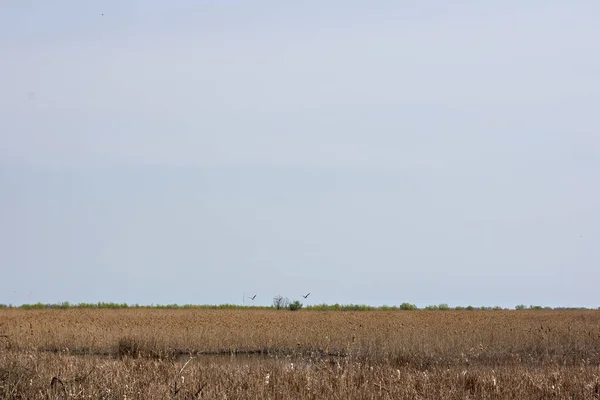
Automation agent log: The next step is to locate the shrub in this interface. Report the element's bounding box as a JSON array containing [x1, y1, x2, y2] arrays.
[[289, 300, 303, 311], [438, 303, 450, 311], [57, 302, 71, 309], [515, 304, 526, 310], [400, 302, 417, 311]]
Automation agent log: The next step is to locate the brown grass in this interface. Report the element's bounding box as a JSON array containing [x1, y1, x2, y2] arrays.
[[1, 309, 599, 398]]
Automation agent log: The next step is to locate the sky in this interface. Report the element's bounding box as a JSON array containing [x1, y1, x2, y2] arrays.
[[1, 1, 599, 308]]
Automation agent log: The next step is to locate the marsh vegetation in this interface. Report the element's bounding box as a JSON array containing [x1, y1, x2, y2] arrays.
[[1, 309, 599, 398]]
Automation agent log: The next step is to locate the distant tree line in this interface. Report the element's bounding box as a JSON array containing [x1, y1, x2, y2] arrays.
[[1, 302, 597, 311]]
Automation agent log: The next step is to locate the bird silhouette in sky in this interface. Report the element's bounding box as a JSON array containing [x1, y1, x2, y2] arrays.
[[302, 293, 310, 299], [248, 295, 257, 300]]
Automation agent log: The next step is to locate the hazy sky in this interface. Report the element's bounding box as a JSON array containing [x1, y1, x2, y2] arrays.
[[1, 1, 599, 308]]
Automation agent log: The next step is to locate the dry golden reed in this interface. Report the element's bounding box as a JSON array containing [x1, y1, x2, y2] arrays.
[[1, 309, 600, 399]]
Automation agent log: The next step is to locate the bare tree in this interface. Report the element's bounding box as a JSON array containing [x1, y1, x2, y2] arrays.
[[273, 295, 290, 310]]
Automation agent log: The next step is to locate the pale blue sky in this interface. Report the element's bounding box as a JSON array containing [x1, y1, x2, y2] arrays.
[[1, 1, 599, 308]]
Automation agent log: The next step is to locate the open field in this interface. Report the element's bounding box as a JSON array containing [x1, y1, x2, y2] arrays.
[[1, 309, 600, 399]]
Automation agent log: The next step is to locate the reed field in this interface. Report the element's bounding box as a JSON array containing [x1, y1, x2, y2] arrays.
[[1, 308, 600, 399]]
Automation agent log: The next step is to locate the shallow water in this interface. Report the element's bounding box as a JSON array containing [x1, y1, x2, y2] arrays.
[[181, 352, 277, 366], [176, 352, 336, 371], [36, 346, 339, 370]]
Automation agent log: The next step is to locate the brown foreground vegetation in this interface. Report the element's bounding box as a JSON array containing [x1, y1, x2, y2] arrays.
[[1, 309, 600, 399]]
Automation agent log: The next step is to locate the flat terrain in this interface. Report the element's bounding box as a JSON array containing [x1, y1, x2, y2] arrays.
[[1, 309, 600, 399]]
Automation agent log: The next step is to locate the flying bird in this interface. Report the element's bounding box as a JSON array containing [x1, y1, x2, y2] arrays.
[[248, 295, 257, 300], [302, 293, 310, 299]]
